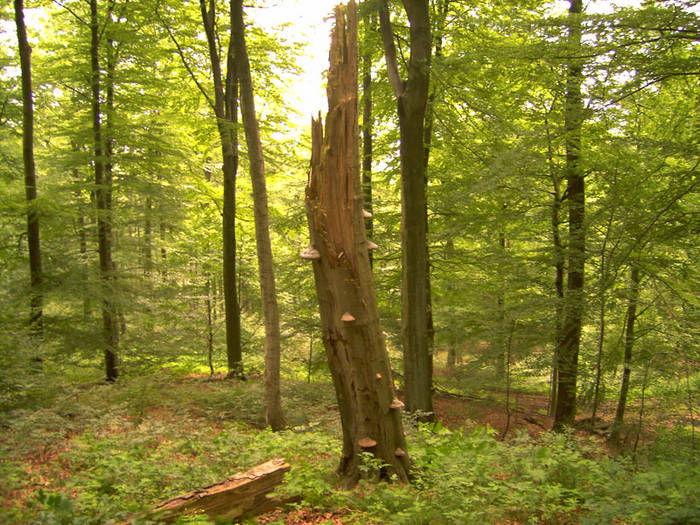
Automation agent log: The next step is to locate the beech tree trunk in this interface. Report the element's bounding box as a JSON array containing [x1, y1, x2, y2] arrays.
[[90, 0, 118, 382], [361, 11, 374, 267], [553, 0, 585, 431], [144, 196, 153, 275], [305, 1, 409, 485], [198, 0, 243, 378], [610, 264, 641, 446], [546, 117, 564, 416], [15, 0, 43, 337], [591, 212, 614, 426], [379, 0, 434, 418], [232, 0, 285, 431]]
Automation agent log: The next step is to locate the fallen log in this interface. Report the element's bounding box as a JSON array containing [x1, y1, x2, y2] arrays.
[[146, 458, 291, 523]]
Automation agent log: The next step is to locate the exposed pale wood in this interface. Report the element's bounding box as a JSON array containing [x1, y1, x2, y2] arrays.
[[148, 458, 290, 523], [305, 1, 409, 485]]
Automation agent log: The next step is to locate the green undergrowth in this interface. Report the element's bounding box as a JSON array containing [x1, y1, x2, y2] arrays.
[[0, 372, 697, 525]]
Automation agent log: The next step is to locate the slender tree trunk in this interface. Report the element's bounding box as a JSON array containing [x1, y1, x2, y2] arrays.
[[591, 213, 613, 426], [144, 196, 153, 275], [199, 0, 243, 378], [90, 0, 118, 382], [422, 0, 448, 355], [591, 297, 606, 424], [495, 232, 508, 379], [105, 37, 123, 342], [445, 237, 458, 372], [545, 115, 564, 416], [379, 0, 434, 418], [500, 321, 515, 440], [232, 0, 285, 430], [78, 208, 90, 318], [632, 361, 650, 457], [307, 335, 313, 384], [553, 0, 584, 431], [306, 3, 409, 484], [14, 0, 43, 337], [222, 99, 243, 378], [361, 13, 374, 267], [610, 264, 641, 446], [681, 340, 696, 450], [206, 278, 215, 376]]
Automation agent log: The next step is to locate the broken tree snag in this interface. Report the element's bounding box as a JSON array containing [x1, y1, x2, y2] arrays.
[[148, 459, 290, 523], [305, 0, 410, 486]]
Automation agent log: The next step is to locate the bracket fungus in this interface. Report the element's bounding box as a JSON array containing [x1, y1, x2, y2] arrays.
[[341, 312, 356, 322], [394, 448, 407, 457], [300, 246, 321, 260], [389, 398, 405, 410], [366, 241, 378, 251], [362, 209, 372, 218], [358, 437, 377, 448]]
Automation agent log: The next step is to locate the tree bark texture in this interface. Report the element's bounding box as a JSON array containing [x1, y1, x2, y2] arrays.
[[554, 0, 584, 431], [378, 0, 434, 417], [361, 11, 373, 267], [148, 459, 290, 523], [610, 264, 640, 445], [15, 0, 43, 336], [546, 116, 564, 416], [199, 0, 243, 378], [232, 0, 285, 431], [90, 0, 118, 382], [591, 213, 614, 426], [305, 1, 410, 485]]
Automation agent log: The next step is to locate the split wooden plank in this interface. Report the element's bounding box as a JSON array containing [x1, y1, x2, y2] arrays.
[[147, 458, 290, 523]]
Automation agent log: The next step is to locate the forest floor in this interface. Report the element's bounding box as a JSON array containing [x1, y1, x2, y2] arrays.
[[1, 369, 696, 524]]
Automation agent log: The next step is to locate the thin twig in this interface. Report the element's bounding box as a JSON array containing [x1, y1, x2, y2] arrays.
[[154, 4, 216, 112]]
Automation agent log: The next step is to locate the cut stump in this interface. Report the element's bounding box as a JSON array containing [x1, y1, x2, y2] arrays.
[[146, 458, 290, 523]]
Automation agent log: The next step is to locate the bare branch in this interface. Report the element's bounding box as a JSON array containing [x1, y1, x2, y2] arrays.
[[154, 5, 216, 112], [52, 0, 89, 26]]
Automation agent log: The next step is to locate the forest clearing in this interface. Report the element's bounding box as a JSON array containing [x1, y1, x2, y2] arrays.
[[1, 0, 698, 523]]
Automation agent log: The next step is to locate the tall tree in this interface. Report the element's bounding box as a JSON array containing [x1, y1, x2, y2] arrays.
[[195, 0, 244, 378], [545, 108, 565, 415], [378, 0, 433, 417], [553, 0, 585, 431], [90, 0, 118, 382], [231, 0, 285, 430], [361, 5, 374, 267], [306, 1, 409, 484], [14, 0, 43, 337]]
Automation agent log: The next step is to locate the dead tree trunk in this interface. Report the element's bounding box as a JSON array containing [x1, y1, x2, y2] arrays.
[[304, 1, 410, 486], [147, 459, 290, 523]]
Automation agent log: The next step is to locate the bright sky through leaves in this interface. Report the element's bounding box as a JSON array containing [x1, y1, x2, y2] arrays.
[[251, 0, 340, 126], [249, 0, 650, 128]]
